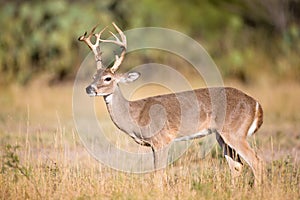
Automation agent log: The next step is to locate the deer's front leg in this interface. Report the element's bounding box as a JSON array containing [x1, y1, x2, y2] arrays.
[[151, 146, 170, 170], [151, 145, 170, 189]]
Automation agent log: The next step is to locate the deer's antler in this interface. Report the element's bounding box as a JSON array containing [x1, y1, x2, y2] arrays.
[[101, 23, 127, 73], [78, 23, 127, 73], [78, 24, 107, 70]]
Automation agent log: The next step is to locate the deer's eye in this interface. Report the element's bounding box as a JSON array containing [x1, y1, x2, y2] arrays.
[[104, 77, 112, 82]]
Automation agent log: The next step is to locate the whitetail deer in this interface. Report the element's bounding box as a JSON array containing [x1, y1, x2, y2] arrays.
[[78, 23, 264, 184]]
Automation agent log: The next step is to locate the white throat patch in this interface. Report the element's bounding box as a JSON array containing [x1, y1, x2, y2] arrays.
[[104, 94, 113, 104]]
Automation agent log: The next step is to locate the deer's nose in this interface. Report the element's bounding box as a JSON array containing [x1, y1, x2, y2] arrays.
[[86, 85, 96, 96]]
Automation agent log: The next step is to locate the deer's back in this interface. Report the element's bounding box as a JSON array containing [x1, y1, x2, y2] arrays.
[[129, 87, 262, 138]]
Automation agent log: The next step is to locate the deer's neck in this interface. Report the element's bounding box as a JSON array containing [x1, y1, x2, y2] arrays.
[[103, 86, 137, 135], [104, 85, 128, 114]]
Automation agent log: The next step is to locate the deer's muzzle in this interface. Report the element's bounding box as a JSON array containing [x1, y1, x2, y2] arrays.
[[86, 85, 97, 96]]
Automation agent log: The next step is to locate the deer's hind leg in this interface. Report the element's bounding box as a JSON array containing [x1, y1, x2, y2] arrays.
[[216, 133, 243, 179], [217, 132, 264, 185], [228, 139, 264, 185]]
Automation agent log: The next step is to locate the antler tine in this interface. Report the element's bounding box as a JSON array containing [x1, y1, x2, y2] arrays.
[[99, 23, 127, 48], [94, 26, 108, 48], [112, 22, 127, 47], [78, 24, 107, 70], [98, 22, 127, 73], [78, 24, 97, 49], [78, 22, 127, 72], [107, 31, 122, 44]]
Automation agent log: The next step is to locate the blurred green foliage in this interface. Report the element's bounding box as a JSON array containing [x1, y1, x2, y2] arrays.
[[0, 0, 300, 84], [0, 0, 113, 84]]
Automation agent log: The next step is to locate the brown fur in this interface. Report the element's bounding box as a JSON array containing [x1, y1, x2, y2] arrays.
[[80, 23, 264, 184]]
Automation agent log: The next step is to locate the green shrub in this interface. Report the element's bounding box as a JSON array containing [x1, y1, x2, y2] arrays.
[[0, 0, 300, 84], [0, 0, 112, 84]]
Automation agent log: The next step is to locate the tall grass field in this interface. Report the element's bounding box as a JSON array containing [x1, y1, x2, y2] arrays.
[[0, 77, 299, 200]]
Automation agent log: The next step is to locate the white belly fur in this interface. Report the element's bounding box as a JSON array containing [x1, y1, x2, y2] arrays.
[[174, 129, 212, 142]]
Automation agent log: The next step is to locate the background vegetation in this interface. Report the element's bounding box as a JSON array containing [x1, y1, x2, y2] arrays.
[[0, 0, 299, 199], [0, 0, 300, 84]]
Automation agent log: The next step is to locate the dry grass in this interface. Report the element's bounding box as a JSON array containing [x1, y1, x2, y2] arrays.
[[0, 76, 299, 199]]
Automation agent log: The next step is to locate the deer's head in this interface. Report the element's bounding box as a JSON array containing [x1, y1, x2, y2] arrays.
[[85, 68, 140, 97], [78, 23, 140, 97]]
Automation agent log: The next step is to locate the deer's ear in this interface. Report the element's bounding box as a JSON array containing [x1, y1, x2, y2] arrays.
[[121, 72, 140, 83]]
